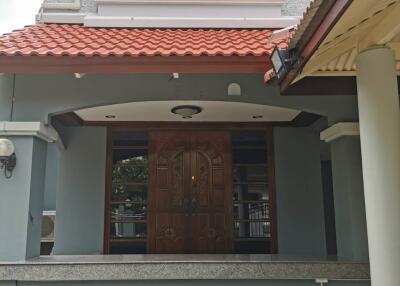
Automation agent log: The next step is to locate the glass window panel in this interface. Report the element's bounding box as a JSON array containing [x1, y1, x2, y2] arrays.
[[232, 131, 266, 146], [234, 221, 271, 238], [233, 202, 270, 220], [232, 149, 267, 164], [234, 240, 270, 254], [110, 131, 149, 254], [112, 187, 148, 206], [233, 185, 269, 201], [233, 165, 267, 182], [112, 149, 148, 164], [112, 164, 148, 184], [111, 222, 147, 239], [110, 242, 146, 254], [112, 132, 148, 147], [111, 202, 147, 221]]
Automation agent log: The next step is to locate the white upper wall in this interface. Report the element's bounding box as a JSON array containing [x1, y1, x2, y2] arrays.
[[39, 0, 311, 28], [96, 0, 284, 18]]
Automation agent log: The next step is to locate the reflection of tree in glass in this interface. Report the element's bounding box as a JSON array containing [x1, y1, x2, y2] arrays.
[[112, 157, 148, 202]]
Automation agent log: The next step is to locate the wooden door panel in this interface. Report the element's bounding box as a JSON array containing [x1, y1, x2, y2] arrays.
[[193, 151, 211, 208], [154, 212, 186, 253], [191, 212, 231, 253], [148, 131, 189, 253], [155, 151, 185, 209], [190, 131, 233, 253]]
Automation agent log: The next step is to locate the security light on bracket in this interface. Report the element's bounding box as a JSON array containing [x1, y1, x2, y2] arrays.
[[0, 138, 16, 179], [270, 47, 296, 82]]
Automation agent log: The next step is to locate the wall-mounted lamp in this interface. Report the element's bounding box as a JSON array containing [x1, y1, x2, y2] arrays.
[[270, 47, 295, 81], [74, 73, 86, 79], [227, 83, 241, 96], [169, 73, 180, 81], [0, 138, 16, 178]]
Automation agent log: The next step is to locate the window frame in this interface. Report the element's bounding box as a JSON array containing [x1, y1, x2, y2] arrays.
[[103, 123, 278, 254]]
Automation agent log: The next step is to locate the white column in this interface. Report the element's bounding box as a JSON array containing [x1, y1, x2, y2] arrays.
[[356, 46, 400, 285]]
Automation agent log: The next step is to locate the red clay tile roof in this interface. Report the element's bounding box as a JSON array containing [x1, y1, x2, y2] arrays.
[[0, 24, 288, 57]]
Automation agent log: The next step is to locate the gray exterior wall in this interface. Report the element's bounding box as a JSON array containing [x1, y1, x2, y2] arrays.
[[274, 127, 327, 257], [330, 137, 369, 260], [0, 73, 360, 256], [0, 74, 358, 124], [43, 143, 59, 210], [53, 126, 107, 255], [0, 137, 47, 260]]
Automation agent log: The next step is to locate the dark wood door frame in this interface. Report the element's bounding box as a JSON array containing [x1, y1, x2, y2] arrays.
[[103, 123, 278, 254]]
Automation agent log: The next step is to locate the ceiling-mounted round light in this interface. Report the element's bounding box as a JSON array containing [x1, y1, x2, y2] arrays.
[[171, 105, 202, 119]]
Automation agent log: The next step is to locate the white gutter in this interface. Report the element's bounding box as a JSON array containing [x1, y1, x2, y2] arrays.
[[42, 0, 81, 10], [84, 16, 300, 28]]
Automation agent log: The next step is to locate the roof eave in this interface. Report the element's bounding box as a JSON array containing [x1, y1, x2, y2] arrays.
[[0, 55, 270, 74], [279, 0, 353, 93]]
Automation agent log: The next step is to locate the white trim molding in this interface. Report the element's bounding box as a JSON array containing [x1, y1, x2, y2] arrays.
[[42, 0, 81, 10], [0, 122, 59, 143], [95, 0, 286, 5], [320, 122, 360, 143], [84, 16, 300, 28], [36, 13, 87, 24]]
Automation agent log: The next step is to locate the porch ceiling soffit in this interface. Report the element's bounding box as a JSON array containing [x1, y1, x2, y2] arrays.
[[0, 25, 287, 74], [295, 0, 400, 80], [74, 100, 302, 122], [0, 121, 65, 149], [320, 122, 359, 143]]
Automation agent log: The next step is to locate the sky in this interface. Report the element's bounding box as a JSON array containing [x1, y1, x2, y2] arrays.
[[0, 0, 43, 35]]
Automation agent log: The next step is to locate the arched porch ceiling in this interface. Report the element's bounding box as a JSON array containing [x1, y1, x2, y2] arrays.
[[74, 100, 301, 122]]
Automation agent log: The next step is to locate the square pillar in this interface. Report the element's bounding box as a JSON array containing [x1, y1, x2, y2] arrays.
[[321, 124, 368, 260], [0, 122, 59, 261]]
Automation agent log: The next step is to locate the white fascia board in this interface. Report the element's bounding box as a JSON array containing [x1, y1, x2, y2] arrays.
[[42, 0, 81, 10], [0, 121, 59, 143], [37, 13, 87, 24], [96, 0, 286, 5], [320, 122, 360, 143], [84, 16, 300, 28]]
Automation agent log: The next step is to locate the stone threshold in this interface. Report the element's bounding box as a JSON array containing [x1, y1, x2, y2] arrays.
[[0, 254, 370, 281]]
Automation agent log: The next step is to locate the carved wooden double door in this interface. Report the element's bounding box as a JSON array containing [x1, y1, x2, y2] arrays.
[[148, 130, 233, 253]]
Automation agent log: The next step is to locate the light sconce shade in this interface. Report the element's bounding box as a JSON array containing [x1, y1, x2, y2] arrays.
[[171, 105, 202, 119], [0, 138, 16, 179], [270, 47, 293, 81], [227, 83, 241, 96], [74, 73, 86, 79]]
